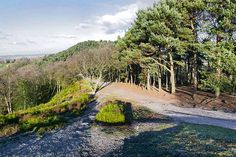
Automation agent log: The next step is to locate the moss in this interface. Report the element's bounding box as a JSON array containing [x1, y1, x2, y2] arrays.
[[96, 103, 126, 124]]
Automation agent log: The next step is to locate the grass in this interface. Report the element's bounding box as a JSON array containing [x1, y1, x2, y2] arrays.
[[0, 80, 93, 137], [119, 123, 236, 157]]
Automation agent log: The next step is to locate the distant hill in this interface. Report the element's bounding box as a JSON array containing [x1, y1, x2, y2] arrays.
[[0, 54, 46, 61], [41, 40, 114, 64]]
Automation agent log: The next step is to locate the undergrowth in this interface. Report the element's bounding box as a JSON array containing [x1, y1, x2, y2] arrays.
[[0, 80, 93, 137]]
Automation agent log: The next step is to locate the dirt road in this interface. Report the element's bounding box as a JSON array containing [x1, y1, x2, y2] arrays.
[[97, 83, 236, 130]]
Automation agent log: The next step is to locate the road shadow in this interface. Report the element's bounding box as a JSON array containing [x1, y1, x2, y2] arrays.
[[95, 82, 111, 93], [166, 110, 236, 122], [103, 123, 236, 157]]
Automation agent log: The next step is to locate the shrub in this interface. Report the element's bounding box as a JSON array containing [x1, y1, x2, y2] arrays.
[[20, 116, 43, 132], [0, 114, 19, 127], [19, 115, 65, 132], [95, 103, 126, 124]]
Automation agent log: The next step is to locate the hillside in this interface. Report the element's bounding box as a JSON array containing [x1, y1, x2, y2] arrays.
[[0, 80, 93, 137], [41, 40, 114, 63]]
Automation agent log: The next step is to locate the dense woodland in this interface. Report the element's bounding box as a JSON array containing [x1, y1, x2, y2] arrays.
[[0, 0, 235, 115]]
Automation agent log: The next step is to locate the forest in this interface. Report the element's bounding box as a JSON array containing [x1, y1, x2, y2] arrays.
[[0, 0, 235, 115]]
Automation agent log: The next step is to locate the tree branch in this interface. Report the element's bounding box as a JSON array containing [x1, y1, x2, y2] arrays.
[[146, 57, 171, 73]]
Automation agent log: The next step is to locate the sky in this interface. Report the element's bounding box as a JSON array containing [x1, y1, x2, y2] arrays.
[[0, 0, 157, 55]]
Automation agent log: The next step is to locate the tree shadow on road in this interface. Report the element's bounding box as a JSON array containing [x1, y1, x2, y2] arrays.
[[103, 123, 236, 157]]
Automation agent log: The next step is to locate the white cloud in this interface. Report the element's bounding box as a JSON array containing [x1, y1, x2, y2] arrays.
[[51, 34, 79, 39], [26, 40, 37, 45], [98, 4, 138, 25], [136, 0, 158, 8], [8, 39, 38, 46], [97, 4, 138, 34], [8, 41, 27, 46], [0, 31, 11, 40], [75, 0, 158, 39], [75, 23, 92, 30]]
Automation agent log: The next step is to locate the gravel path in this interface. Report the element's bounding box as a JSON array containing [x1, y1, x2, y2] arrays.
[[97, 83, 236, 130]]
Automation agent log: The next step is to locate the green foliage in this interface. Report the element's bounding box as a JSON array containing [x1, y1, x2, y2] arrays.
[[19, 115, 65, 133], [0, 114, 19, 127], [96, 103, 126, 124], [0, 81, 92, 136], [41, 40, 113, 64], [17, 80, 91, 115], [201, 72, 233, 93], [14, 79, 56, 110]]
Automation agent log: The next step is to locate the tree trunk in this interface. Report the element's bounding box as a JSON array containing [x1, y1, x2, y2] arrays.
[[153, 76, 156, 87], [158, 74, 162, 92], [166, 72, 169, 91], [129, 65, 133, 84], [215, 35, 222, 98], [192, 53, 198, 90], [130, 74, 133, 85], [5, 96, 11, 114], [57, 80, 60, 94], [187, 58, 191, 84], [169, 53, 176, 94], [7, 77, 12, 113], [190, 17, 198, 90], [125, 68, 128, 83], [232, 76, 236, 94], [215, 59, 221, 98], [93, 71, 103, 94], [147, 69, 151, 90]]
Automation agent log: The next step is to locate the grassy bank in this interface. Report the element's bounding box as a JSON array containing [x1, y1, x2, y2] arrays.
[[0, 80, 93, 137]]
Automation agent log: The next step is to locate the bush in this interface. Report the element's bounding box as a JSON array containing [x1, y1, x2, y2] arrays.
[[0, 114, 19, 127], [95, 103, 127, 124], [19, 115, 64, 132]]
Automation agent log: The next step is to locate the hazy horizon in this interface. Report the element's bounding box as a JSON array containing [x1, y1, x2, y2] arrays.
[[0, 0, 157, 55], [0, 52, 53, 57]]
